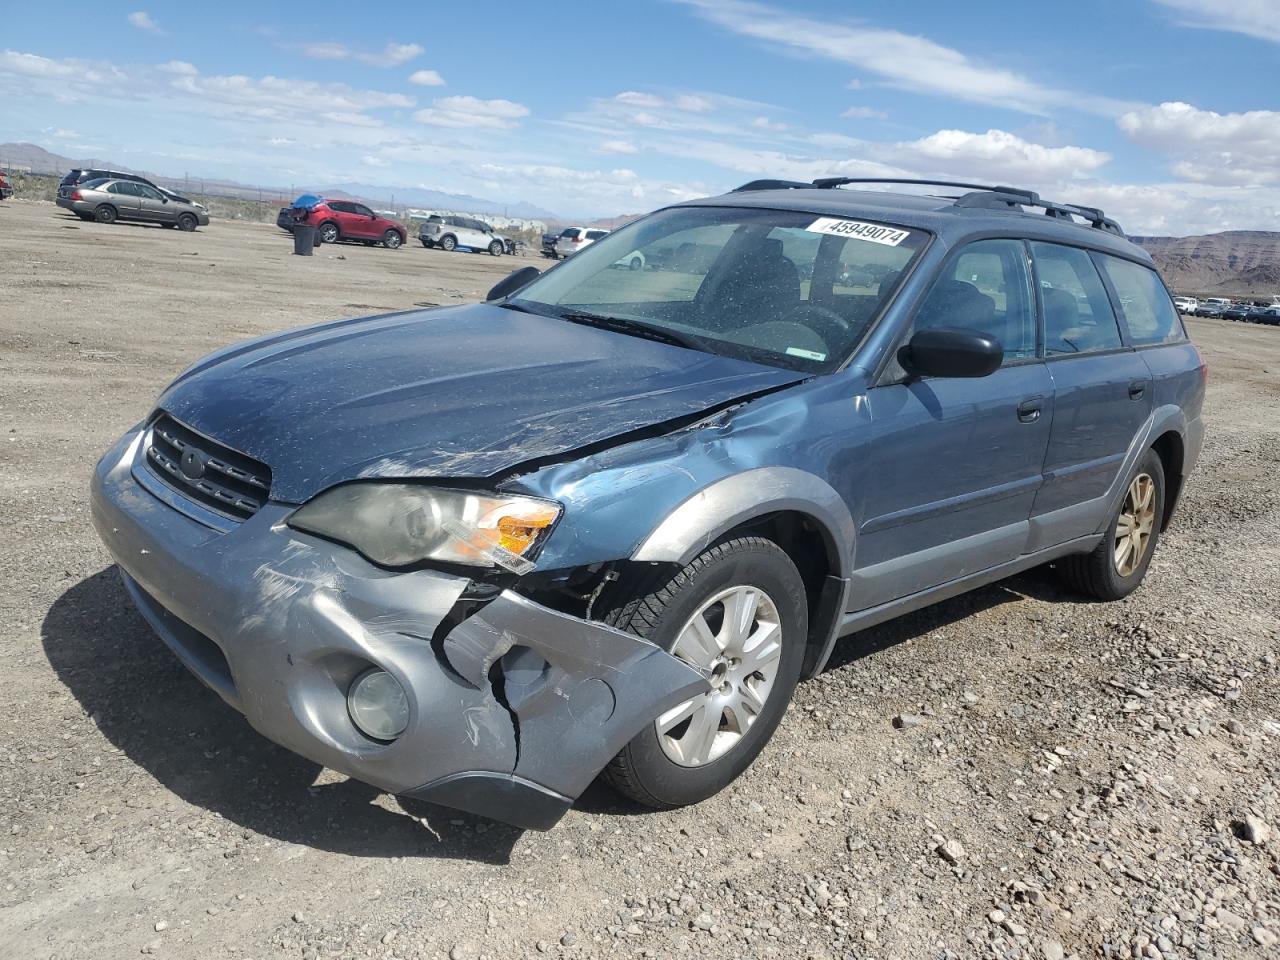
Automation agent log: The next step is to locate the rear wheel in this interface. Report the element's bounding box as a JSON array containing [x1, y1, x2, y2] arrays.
[[382, 230, 403, 249], [600, 537, 807, 809], [439, 234, 457, 252], [1058, 448, 1165, 601], [177, 213, 197, 232], [95, 204, 117, 224], [420, 239, 431, 248], [488, 240, 504, 256], [318, 221, 339, 244]]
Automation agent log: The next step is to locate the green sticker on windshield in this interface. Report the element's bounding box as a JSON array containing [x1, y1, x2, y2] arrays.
[[785, 347, 827, 361]]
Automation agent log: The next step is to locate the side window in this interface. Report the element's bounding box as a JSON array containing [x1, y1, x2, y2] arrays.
[[105, 182, 125, 194], [1095, 255, 1184, 345], [353, 204, 373, 217], [138, 185, 164, 200], [329, 202, 351, 214], [113, 182, 141, 197], [1030, 242, 1124, 356], [913, 239, 1036, 363], [586, 230, 609, 241]]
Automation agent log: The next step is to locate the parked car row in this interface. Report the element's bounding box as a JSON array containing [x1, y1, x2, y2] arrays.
[[1180, 296, 1280, 324]]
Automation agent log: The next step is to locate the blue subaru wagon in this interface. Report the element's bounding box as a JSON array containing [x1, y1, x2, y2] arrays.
[[91, 178, 1205, 829]]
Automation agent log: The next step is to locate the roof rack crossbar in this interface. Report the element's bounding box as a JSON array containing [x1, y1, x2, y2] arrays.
[[727, 176, 1124, 236]]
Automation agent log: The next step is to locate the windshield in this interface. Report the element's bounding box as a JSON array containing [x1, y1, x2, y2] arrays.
[[510, 205, 928, 372]]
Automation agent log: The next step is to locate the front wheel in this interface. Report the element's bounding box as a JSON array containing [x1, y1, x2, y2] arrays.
[[420, 239, 431, 248], [177, 213, 197, 232], [382, 230, 402, 249], [600, 537, 808, 809], [488, 240, 503, 257], [1057, 448, 1165, 601]]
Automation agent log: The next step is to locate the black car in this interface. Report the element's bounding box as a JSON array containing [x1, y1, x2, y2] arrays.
[[1192, 303, 1224, 318], [1222, 304, 1251, 321], [541, 231, 559, 258], [60, 168, 159, 191], [1247, 306, 1280, 326]]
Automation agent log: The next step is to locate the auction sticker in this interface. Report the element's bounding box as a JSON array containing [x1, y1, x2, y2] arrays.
[[805, 217, 911, 246]]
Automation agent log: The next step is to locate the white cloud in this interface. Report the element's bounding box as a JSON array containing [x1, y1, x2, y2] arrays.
[[127, 11, 162, 34], [362, 155, 388, 167], [1151, 1, 1280, 44], [1118, 100, 1280, 185], [841, 106, 887, 120], [901, 129, 1111, 182], [408, 69, 445, 86], [414, 95, 529, 129], [599, 139, 639, 154], [751, 115, 787, 131], [676, 0, 1137, 116], [299, 41, 423, 66]]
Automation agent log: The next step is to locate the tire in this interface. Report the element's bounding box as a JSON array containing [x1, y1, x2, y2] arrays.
[[382, 230, 403, 249], [599, 536, 808, 809], [1057, 448, 1165, 601], [318, 221, 339, 244], [628, 256, 643, 271], [488, 240, 503, 257], [439, 234, 457, 252], [95, 204, 117, 224], [420, 239, 431, 248], [177, 213, 197, 232]]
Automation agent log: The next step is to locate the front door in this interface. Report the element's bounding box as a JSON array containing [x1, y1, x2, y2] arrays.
[[136, 184, 175, 224], [852, 238, 1052, 609]]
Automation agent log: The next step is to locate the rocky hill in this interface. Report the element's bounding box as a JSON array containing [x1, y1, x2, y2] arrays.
[[1132, 231, 1280, 299]]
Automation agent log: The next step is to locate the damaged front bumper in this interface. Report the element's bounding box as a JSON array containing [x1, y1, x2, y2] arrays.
[[89, 427, 707, 829]]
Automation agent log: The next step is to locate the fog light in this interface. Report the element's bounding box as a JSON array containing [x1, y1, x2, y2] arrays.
[[347, 669, 409, 741]]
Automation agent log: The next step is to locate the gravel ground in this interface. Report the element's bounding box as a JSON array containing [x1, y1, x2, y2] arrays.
[[2, 199, 1278, 960]]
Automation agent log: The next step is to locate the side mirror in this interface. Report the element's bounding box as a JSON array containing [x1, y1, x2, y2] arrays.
[[900, 328, 1003, 378], [486, 266, 541, 302]]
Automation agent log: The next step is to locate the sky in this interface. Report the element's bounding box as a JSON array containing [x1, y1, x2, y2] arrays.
[[1, 0, 1278, 232]]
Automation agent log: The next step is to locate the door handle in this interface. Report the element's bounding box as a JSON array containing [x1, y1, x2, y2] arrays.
[[1017, 397, 1044, 423], [1128, 380, 1147, 400]]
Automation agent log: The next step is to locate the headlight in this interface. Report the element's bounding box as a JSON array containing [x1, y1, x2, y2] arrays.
[[287, 483, 560, 573]]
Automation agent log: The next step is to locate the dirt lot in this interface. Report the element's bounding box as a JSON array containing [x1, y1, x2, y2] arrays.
[[2, 198, 1278, 960]]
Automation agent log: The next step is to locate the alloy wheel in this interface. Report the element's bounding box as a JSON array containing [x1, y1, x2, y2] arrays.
[[1114, 472, 1156, 576], [655, 585, 783, 767]]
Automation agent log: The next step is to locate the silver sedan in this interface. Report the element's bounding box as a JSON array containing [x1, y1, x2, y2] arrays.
[[56, 178, 210, 231]]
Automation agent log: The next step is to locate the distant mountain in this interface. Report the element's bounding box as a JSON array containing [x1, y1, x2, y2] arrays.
[[1132, 231, 1280, 299], [322, 182, 560, 221]]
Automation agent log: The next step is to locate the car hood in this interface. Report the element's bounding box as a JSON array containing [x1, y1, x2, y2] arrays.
[[157, 304, 805, 502]]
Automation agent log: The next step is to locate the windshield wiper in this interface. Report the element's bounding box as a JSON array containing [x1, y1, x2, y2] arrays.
[[558, 310, 707, 353]]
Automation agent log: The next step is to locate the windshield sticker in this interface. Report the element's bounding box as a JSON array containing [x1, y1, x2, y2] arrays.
[[785, 347, 827, 361], [805, 217, 911, 246]]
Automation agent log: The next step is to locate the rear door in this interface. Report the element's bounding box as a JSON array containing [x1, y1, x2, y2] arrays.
[[105, 181, 143, 219], [1027, 242, 1152, 549], [854, 238, 1053, 609]]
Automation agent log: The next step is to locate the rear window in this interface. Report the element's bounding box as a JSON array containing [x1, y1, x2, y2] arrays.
[[1096, 255, 1184, 345], [560, 228, 580, 239]]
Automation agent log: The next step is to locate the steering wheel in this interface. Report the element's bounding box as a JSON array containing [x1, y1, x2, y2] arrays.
[[784, 302, 853, 346]]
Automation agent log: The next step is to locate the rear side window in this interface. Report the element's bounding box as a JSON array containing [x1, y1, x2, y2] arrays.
[[1031, 242, 1124, 356], [913, 239, 1036, 363], [586, 230, 609, 240], [1095, 255, 1184, 345]]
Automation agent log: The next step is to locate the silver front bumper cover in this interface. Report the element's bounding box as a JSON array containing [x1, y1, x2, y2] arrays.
[[90, 426, 706, 829]]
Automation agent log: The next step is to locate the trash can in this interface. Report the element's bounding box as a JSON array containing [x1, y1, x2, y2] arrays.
[[292, 223, 318, 256]]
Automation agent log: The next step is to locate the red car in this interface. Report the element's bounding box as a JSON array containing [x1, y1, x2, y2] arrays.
[[0, 171, 13, 200], [277, 199, 406, 249]]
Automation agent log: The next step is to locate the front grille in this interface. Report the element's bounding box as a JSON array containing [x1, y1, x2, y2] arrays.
[[145, 414, 272, 521]]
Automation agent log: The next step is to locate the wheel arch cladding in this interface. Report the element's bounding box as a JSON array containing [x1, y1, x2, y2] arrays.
[[1150, 429, 1184, 531], [631, 467, 854, 679]]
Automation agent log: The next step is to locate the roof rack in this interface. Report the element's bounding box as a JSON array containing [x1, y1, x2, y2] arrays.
[[729, 176, 1124, 236]]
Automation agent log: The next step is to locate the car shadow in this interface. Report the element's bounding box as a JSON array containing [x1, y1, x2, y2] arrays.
[[42, 568, 522, 862], [821, 562, 1077, 673], [53, 212, 173, 230]]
